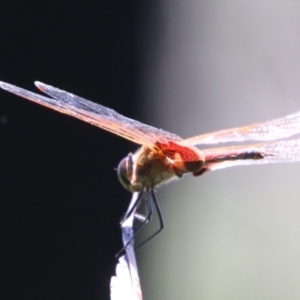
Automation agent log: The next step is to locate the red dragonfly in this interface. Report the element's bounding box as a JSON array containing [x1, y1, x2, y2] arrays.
[[1, 81, 300, 241]]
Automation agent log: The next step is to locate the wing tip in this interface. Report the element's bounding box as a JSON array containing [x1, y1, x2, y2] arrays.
[[34, 81, 45, 92], [0, 80, 46, 93], [0, 80, 47, 94]]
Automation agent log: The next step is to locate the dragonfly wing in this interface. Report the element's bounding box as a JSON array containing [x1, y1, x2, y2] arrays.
[[184, 111, 300, 146], [201, 139, 300, 173], [0, 81, 182, 146]]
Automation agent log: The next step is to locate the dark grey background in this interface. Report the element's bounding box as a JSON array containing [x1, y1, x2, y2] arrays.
[[0, 1, 143, 299]]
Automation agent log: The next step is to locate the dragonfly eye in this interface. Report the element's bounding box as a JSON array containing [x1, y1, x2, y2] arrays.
[[117, 154, 134, 192]]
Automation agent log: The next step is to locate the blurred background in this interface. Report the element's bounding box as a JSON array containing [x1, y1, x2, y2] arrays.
[[1, 1, 300, 299]]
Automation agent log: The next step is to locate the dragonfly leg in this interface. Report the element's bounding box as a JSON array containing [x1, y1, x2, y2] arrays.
[[129, 189, 154, 238], [134, 189, 164, 251], [116, 189, 154, 257], [120, 191, 144, 225]]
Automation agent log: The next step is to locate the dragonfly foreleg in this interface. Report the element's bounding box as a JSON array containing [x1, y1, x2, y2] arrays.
[[134, 189, 165, 251]]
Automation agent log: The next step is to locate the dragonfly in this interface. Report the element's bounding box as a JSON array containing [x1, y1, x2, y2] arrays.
[[1, 80, 300, 243]]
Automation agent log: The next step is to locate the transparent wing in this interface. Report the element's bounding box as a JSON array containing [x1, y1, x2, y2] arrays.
[[202, 139, 300, 172], [0, 81, 182, 146], [184, 111, 300, 146]]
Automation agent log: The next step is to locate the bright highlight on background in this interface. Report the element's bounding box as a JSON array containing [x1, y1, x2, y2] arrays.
[[137, 1, 300, 299]]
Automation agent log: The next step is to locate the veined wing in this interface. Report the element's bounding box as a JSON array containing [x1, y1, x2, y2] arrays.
[[201, 138, 300, 173], [184, 111, 300, 146], [0, 81, 182, 146]]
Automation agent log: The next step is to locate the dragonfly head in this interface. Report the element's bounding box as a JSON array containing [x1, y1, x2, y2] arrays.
[[117, 153, 136, 192]]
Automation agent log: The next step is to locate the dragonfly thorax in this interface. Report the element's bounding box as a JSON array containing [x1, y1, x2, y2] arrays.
[[117, 145, 205, 193], [117, 146, 175, 192]]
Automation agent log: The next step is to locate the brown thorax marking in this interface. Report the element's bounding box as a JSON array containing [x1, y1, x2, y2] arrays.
[[131, 142, 205, 189]]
